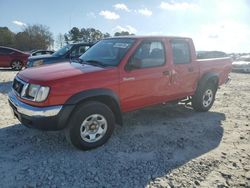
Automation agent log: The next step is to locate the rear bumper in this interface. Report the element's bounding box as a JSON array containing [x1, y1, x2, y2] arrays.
[[8, 91, 74, 130], [225, 76, 231, 84]]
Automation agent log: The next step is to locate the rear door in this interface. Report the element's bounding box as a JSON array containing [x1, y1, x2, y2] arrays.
[[119, 40, 172, 111], [0, 48, 12, 67], [169, 39, 199, 96]]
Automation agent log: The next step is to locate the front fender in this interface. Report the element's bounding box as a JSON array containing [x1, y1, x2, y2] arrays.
[[65, 88, 123, 125]]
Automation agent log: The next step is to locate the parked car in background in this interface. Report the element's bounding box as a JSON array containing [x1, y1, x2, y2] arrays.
[[30, 50, 54, 56], [197, 51, 228, 59], [232, 61, 250, 73], [26, 43, 93, 68], [0, 46, 29, 70], [232, 54, 250, 72], [237, 55, 250, 62]]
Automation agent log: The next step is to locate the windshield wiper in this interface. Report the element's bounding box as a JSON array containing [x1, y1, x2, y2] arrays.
[[70, 58, 83, 64], [83, 60, 107, 67]]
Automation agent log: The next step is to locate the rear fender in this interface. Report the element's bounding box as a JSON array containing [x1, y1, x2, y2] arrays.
[[197, 72, 219, 91]]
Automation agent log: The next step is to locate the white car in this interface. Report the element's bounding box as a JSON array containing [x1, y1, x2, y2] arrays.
[[232, 61, 250, 73]]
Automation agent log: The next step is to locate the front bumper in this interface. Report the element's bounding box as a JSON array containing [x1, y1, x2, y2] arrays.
[[8, 90, 74, 130], [9, 90, 62, 117]]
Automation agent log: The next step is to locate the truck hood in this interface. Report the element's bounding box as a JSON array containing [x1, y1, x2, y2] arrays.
[[18, 62, 105, 83]]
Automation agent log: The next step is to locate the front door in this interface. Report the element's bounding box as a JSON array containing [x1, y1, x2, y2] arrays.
[[119, 40, 171, 112]]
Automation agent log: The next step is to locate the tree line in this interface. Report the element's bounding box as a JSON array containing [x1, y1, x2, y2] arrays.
[[0, 24, 134, 51], [0, 25, 53, 51]]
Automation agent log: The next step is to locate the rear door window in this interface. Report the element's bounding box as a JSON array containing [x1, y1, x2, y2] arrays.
[[171, 40, 191, 64]]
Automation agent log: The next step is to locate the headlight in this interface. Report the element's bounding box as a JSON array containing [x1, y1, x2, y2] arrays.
[[35, 86, 50, 102], [28, 84, 41, 98], [23, 84, 50, 102], [33, 60, 44, 67]]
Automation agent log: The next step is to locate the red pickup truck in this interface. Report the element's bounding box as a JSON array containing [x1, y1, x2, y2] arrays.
[[8, 36, 232, 150]]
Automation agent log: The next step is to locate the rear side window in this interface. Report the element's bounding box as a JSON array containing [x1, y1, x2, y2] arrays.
[[0, 48, 12, 55], [171, 40, 191, 64]]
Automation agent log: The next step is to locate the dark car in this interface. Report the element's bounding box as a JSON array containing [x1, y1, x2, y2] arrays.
[[0, 46, 29, 70], [197, 51, 228, 59], [30, 50, 54, 56], [26, 43, 93, 68]]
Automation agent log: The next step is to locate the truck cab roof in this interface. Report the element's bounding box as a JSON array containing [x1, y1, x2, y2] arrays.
[[107, 35, 192, 40]]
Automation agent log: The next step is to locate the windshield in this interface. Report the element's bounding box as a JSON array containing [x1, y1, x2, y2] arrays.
[[80, 38, 135, 66], [53, 44, 73, 57]]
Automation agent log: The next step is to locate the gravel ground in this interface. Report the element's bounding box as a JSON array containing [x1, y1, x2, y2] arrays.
[[0, 69, 249, 188]]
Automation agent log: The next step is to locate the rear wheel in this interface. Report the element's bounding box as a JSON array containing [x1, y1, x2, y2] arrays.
[[65, 101, 115, 150], [11, 60, 23, 71], [192, 82, 217, 112]]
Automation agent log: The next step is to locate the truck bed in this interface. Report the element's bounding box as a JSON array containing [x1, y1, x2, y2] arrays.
[[197, 57, 232, 85]]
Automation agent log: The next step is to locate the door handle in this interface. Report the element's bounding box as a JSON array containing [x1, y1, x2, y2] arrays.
[[163, 70, 172, 76], [188, 67, 194, 72]]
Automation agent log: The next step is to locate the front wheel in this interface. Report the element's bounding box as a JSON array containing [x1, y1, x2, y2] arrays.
[[65, 101, 115, 150], [192, 83, 217, 112]]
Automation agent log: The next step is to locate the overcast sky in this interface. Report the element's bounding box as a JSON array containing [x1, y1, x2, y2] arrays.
[[0, 0, 250, 53]]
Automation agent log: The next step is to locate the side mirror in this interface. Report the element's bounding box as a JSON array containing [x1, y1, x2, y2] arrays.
[[125, 63, 134, 71], [125, 58, 142, 71]]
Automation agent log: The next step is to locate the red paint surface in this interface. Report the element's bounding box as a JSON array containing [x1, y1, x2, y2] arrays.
[[16, 36, 232, 111]]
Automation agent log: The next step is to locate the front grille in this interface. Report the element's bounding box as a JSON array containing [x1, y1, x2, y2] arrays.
[[13, 78, 24, 95], [12, 77, 28, 96]]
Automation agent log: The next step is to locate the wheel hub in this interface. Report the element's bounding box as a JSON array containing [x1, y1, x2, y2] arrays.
[[90, 124, 97, 130], [80, 114, 108, 143], [89, 122, 99, 132], [203, 89, 213, 107], [12, 61, 22, 70]]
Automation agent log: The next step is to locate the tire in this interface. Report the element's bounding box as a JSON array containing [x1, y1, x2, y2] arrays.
[[11, 60, 23, 71], [65, 101, 115, 150], [192, 82, 217, 112]]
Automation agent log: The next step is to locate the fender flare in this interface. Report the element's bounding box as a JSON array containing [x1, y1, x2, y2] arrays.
[[197, 72, 219, 90], [65, 88, 123, 125]]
